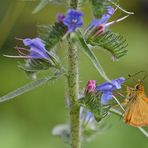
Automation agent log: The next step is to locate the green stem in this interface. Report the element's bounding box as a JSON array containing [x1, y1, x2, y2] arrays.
[[68, 1, 80, 148], [69, 0, 78, 9], [68, 36, 80, 148]]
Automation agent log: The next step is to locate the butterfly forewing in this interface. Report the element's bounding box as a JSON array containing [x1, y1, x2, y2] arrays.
[[124, 92, 148, 127]]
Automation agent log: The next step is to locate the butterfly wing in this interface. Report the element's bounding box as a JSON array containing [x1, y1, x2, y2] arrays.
[[123, 94, 148, 127]]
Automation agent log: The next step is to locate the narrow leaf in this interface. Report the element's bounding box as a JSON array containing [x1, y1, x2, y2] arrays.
[[33, 0, 49, 14], [70, 31, 111, 82], [0, 72, 63, 103], [38, 23, 67, 50], [87, 30, 128, 60], [89, 0, 118, 18], [33, 0, 67, 14]]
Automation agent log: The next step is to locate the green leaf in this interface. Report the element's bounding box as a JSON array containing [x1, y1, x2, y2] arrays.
[[79, 93, 110, 122], [89, 0, 119, 18], [70, 31, 111, 82], [38, 23, 67, 50], [89, 0, 118, 18], [18, 51, 60, 73], [89, 0, 108, 18], [33, 0, 67, 14], [87, 30, 128, 60], [18, 60, 51, 72], [0, 71, 63, 103], [33, 0, 49, 14]]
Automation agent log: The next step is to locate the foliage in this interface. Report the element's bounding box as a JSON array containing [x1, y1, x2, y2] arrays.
[[38, 23, 67, 50], [2, 0, 148, 148], [33, 0, 67, 14], [89, 0, 119, 18], [86, 30, 128, 60]]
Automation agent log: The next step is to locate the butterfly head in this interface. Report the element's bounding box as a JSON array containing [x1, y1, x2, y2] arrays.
[[135, 81, 144, 93]]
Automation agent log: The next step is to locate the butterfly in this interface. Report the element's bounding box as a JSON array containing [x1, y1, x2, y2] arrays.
[[123, 81, 148, 127]]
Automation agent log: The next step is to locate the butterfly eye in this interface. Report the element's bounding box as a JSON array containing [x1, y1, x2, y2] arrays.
[[135, 85, 142, 90]]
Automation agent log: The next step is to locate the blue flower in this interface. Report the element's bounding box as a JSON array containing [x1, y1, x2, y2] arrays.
[[6, 38, 50, 60], [96, 77, 125, 104], [87, 6, 115, 31], [90, 6, 115, 28], [86, 6, 129, 37], [22, 38, 49, 59], [63, 9, 83, 32], [80, 107, 95, 127]]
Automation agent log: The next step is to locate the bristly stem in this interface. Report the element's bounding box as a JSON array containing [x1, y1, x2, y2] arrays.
[[69, 0, 78, 9], [68, 1, 80, 148], [67, 31, 80, 148], [68, 36, 80, 148]]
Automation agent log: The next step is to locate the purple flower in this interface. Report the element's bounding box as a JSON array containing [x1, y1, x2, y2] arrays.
[[6, 38, 50, 60], [22, 38, 49, 59], [63, 9, 83, 32], [96, 77, 125, 104], [85, 80, 96, 93], [80, 107, 95, 127], [57, 13, 65, 23], [89, 6, 115, 29], [86, 6, 129, 37]]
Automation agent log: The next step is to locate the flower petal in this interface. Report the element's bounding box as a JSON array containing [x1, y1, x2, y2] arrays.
[[63, 9, 83, 32], [96, 82, 113, 92], [112, 77, 125, 89], [101, 91, 113, 104], [87, 6, 115, 30], [29, 47, 49, 59]]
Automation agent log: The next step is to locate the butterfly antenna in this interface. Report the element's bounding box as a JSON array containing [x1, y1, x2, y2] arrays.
[[126, 71, 148, 83], [127, 74, 136, 83], [141, 72, 148, 83]]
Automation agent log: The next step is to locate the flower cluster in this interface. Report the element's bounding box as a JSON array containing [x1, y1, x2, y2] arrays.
[[85, 77, 125, 105]]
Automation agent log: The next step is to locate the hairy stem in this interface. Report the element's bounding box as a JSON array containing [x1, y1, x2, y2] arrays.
[[68, 36, 80, 148], [69, 0, 78, 9], [68, 1, 80, 147]]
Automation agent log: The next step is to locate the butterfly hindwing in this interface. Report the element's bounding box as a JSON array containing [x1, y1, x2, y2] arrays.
[[124, 93, 148, 127]]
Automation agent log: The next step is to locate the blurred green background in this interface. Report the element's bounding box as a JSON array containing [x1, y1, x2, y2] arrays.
[[0, 0, 148, 148]]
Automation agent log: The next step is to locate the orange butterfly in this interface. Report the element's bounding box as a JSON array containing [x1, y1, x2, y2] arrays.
[[123, 81, 148, 127]]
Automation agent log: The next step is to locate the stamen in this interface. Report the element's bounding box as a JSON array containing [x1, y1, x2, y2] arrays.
[[3, 55, 29, 58], [15, 37, 24, 41], [106, 15, 129, 27], [15, 47, 28, 51], [72, 19, 77, 23]]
